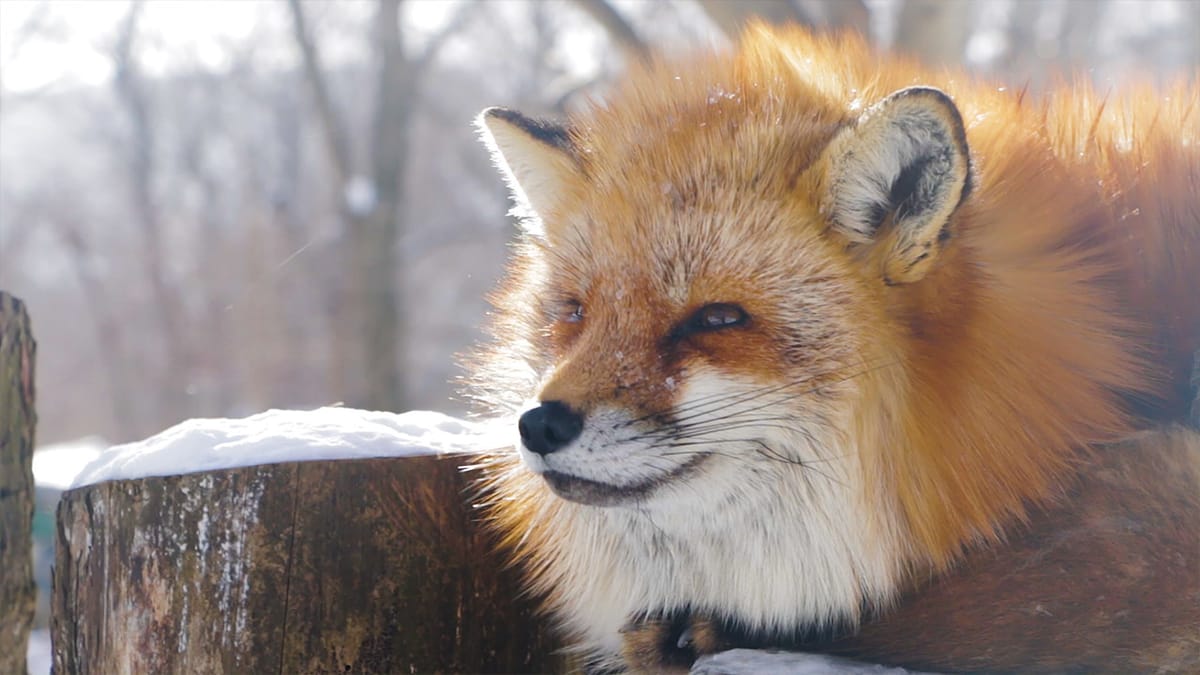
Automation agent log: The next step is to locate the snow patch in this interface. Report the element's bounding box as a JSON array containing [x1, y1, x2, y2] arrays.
[[693, 649, 923, 674], [343, 174, 377, 215], [71, 408, 508, 489], [33, 437, 107, 490], [27, 628, 51, 675]]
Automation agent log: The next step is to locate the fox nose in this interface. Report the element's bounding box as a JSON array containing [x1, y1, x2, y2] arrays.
[[519, 401, 584, 455]]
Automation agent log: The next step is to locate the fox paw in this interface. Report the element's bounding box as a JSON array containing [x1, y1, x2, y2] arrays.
[[620, 611, 728, 674]]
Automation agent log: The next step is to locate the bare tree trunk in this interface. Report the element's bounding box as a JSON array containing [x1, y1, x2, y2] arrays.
[[894, 0, 973, 67], [112, 2, 190, 424], [286, 0, 363, 408], [52, 455, 562, 673], [288, 0, 381, 408], [0, 292, 36, 675], [361, 0, 407, 412], [50, 219, 137, 439], [808, 0, 870, 34], [288, 0, 479, 412]]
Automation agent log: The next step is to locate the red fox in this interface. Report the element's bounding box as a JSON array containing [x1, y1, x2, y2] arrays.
[[471, 24, 1200, 673]]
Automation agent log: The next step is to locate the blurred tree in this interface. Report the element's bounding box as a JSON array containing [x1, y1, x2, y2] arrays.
[[697, 0, 815, 36], [570, 0, 650, 63], [895, 0, 973, 66], [0, 293, 36, 675], [807, 0, 870, 34], [1, 0, 1196, 448], [287, 0, 479, 411], [48, 208, 136, 439], [110, 1, 192, 424]]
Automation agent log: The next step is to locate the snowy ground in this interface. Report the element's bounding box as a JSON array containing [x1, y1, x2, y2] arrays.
[[31, 436, 106, 490]]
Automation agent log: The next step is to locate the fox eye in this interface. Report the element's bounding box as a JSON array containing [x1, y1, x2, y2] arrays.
[[562, 300, 584, 323], [675, 302, 749, 338]]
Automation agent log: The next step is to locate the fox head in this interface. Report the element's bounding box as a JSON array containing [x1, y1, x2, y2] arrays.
[[477, 74, 971, 514], [472, 24, 1144, 576]]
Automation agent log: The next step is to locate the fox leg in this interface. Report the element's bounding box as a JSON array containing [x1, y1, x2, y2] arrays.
[[620, 610, 730, 674]]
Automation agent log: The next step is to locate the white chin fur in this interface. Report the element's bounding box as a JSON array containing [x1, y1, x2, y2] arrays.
[[528, 371, 906, 666]]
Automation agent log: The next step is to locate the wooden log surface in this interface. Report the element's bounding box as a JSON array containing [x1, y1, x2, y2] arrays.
[[0, 292, 37, 675], [53, 454, 562, 674]]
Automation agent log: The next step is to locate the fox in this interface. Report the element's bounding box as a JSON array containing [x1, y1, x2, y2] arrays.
[[469, 23, 1200, 674]]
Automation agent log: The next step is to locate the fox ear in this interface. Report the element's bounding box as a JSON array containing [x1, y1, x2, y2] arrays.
[[819, 87, 971, 284], [477, 107, 580, 236]]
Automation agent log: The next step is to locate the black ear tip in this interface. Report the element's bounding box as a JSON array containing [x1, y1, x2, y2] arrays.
[[882, 86, 965, 129], [481, 106, 519, 123], [481, 108, 575, 152], [889, 86, 957, 108]]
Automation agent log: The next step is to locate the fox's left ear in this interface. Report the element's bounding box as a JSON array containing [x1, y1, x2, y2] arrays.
[[818, 87, 971, 284], [477, 107, 580, 237]]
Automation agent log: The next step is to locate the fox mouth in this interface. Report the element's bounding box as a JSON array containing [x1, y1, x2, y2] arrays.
[[540, 454, 710, 507]]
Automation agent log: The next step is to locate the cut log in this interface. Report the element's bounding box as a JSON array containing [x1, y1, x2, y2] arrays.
[[52, 454, 562, 673], [0, 292, 37, 675]]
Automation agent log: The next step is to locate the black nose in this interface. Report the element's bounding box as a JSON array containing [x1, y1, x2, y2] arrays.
[[518, 401, 584, 456]]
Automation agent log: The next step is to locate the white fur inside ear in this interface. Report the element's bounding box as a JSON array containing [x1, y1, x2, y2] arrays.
[[823, 87, 969, 248], [476, 108, 579, 236]]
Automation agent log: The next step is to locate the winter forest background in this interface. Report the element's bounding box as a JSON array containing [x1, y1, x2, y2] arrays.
[[2, 0, 1198, 452]]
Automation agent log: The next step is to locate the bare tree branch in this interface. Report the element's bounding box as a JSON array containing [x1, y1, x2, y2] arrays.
[[286, 0, 353, 185], [412, 0, 483, 73]]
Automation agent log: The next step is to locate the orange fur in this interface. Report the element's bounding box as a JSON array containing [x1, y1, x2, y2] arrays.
[[469, 24, 1200, 671]]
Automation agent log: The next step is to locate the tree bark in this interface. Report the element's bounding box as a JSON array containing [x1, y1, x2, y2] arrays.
[[52, 455, 562, 673], [0, 292, 37, 675]]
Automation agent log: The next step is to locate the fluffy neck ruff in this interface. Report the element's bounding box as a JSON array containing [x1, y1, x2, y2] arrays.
[[850, 109, 1151, 567]]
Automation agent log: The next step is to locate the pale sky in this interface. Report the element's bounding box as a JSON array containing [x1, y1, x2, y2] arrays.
[[0, 0, 472, 95]]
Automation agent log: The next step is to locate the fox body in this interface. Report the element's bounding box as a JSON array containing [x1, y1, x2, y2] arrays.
[[472, 25, 1200, 673]]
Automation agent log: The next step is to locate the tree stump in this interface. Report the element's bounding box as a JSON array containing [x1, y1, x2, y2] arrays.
[[53, 455, 562, 673], [0, 292, 37, 675]]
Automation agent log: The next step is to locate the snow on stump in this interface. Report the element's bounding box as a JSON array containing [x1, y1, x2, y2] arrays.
[[51, 409, 561, 673], [0, 292, 37, 675]]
